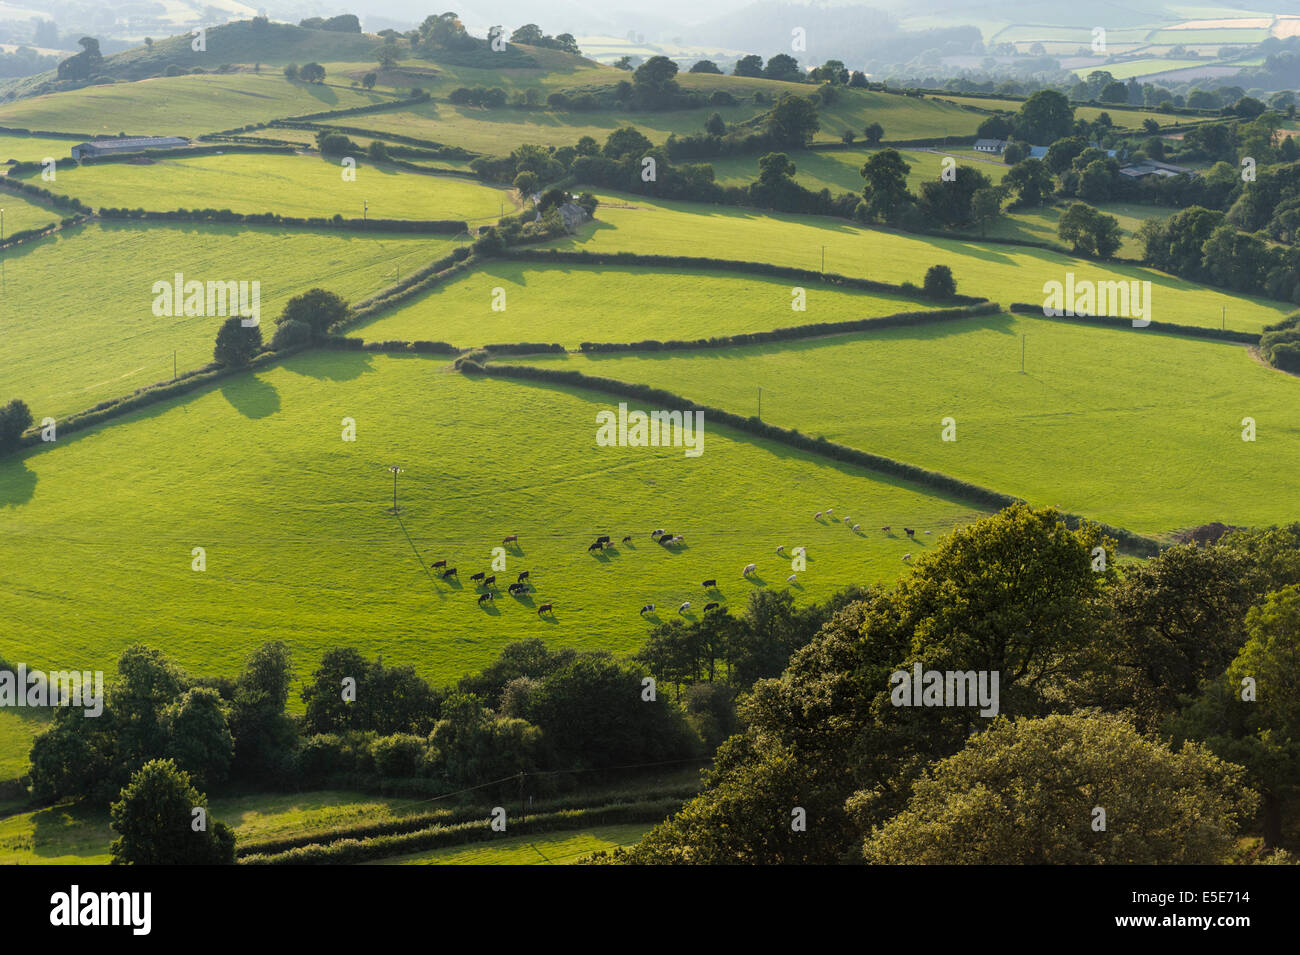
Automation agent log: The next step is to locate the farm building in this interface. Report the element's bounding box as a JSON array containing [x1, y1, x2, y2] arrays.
[[1118, 159, 1196, 179], [973, 138, 1007, 154], [70, 137, 190, 161]]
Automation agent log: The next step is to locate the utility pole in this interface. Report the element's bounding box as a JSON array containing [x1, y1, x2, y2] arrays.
[[173, 350, 177, 381], [387, 464, 404, 514], [1021, 333, 1025, 373], [363, 199, 368, 222]]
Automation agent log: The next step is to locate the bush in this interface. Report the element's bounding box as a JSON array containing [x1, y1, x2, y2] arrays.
[[270, 319, 312, 350], [923, 264, 957, 298], [213, 317, 263, 367]]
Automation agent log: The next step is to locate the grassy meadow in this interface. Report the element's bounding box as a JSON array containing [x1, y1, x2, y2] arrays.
[[516, 311, 1300, 537], [547, 191, 1291, 332], [3, 222, 461, 419], [349, 261, 943, 347], [0, 73, 398, 138], [0, 189, 62, 235], [22, 152, 510, 223], [709, 147, 1010, 197], [379, 824, 651, 864], [0, 351, 988, 703]]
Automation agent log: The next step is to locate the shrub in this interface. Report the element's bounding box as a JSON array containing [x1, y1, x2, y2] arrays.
[[923, 264, 957, 298]]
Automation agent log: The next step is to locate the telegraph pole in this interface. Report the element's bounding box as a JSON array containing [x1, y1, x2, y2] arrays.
[[1021, 333, 1025, 373], [387, 465, 404, 514]]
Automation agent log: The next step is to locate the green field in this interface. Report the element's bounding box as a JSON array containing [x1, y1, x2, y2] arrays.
[[1147, 28, 1270, 44], [0, 133, 85, 163], [3, 222, 461, 420], [0, 351, 988, 696], [812, 89, 985, 143], [931, 95, 1188, 130], [322, 100, 770, 155], [0, 711, 45, 781], [0, 188, 62, 235], [1071, 58, 1208, 79], [546, 192, 1290, 332], [516, 312, 1300, 537], [0, 73, 397, 138], [350, 261, 942, 347], [21, 152, 510, 223], [378, 823, 651, 864]]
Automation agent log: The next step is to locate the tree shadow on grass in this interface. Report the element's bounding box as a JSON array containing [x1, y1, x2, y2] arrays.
[[281, 349, 375, 383], [219, 374, 280, 419], [0, 457, 37, 508]]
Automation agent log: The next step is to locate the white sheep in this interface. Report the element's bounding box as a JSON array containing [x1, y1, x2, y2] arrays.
[[852, 524, 860, 532], [902, 553, 912, 562], [787, 573, 797, 583], [742, 562, 757, 576], [679, 601, 691, 614], [776, 545, 786, 555]]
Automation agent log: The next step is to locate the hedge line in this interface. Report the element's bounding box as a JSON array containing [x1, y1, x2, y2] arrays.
[[236, 785, 698, 858], [74, 143, 297, 166], [0, 176, 92, 213], [808, 134, 978, 151], [0, 124, 97, 139], [240, 798, 678, 865], [1007, 302, 1260, 343], [0, 220, 59, 248], [320, 336, 459, 355], [343, 250, 479, 326], [95, 206, 468, 233], [498, 249, 989, 304], [271, 120, 477, 159], [579, 302, 1000, 352], [482, 342, 566, 355], [282, 91, 430, 123], [464, 360, 1162, 556]]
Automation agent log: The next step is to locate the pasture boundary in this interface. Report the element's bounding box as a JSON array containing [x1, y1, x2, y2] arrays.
[[1007, 302, 1262, 343], [460, 359, 1162, 556]]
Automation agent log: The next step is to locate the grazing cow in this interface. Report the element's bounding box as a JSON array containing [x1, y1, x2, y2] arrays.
[[477, 592, 494, 604], [787, 573, 798, 583], [902, 553, 912, 562], [538, 602, 554, 615], [502, 535, 518, 545], [639, 604, 655, 615], [678, 601, 691, 614], [483, 575, 496, 588], [742, 562, 757, 576], [852, 524, 860, 532], [622, 535, 632, 543], [905, 527, 915, 538], [776, 545, 786, 555], [507, 583, 523, 595], [881, 526, 891, 533], [596, 535, 611, 545], [651, 528, 665, 538], [658, 535, 675, 546], [441, 568, 457, 579], [588, 541, 604, 552], [703, 602, 720, 612], [470, 571, 486, 582], [517, 571, 530, 582], [701, 578, 717, 589], [432, 559, 447, 569]]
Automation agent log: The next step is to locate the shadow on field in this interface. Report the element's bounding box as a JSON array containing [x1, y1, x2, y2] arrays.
[[282, 349, 375, 383], [219, 374, 280, 419], [0, 457, 37, 508]]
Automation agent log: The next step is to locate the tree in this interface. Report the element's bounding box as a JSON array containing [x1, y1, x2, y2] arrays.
[[860, 149, 913, 224], [159, 687, 233, 791], [1058, 202, 1122, 259], [299, 62, 325, 83], [633, 55, 679, 91], [1044, 136, 1087, 174], [840, 129, 856, 144], [513, 170, 538, 196], [1100, 81, 1128, 103], [1015, 89, 1074, 144], [763, 54, 801, 82], [212, 316, 262, 367], [861, 714, 1255, 864], [690, 60, 721, 74], [733, 54, 763, 77], [283, 63, 299, 81], [228, 642, 295, 780], [1004, 157, 1054, 206], [362, 72, 376, 90], [863, 122, 884, 145], [509, 23, 545, 45], [918, 165, 991, 227], [110, 759, 235, 864], [704, 112, 726, 137], [766, 94, 819, 146], [757, 152, 796, 185], [0, 399, 33, 451], [277, 288, 349, 338], [56, 36, 101, 82], [923, 264, 956, 298], [602, 126, 653, 161]]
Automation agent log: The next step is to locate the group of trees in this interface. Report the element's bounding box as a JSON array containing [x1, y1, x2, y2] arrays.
[[283, 62, 325, 83], [592, 505, 1300, 863], [55, 36, 101, 82], [212, 288, 349, 367], [1139, 205, 1300, 301], [859, 149, 1005, 234]]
